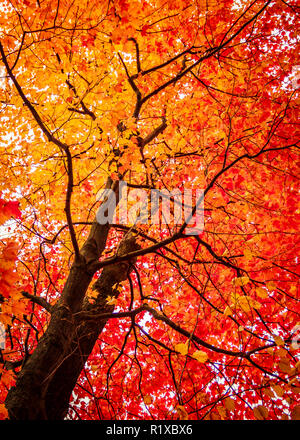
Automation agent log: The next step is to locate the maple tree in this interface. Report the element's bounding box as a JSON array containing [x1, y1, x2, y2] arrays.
[[0, 0, 299, 421]]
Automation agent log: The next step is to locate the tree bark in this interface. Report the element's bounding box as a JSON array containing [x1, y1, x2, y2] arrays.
[[45, 235, 139, 420]]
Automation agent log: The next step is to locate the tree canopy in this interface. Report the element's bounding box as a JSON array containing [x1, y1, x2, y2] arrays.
[[0, 0, 299, 420]]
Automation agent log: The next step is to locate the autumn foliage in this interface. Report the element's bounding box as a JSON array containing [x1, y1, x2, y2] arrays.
[[0, 0, 299, 420]]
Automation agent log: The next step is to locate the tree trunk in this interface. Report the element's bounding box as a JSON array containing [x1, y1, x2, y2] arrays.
[[45, 236, 139, 420], [5, 180, 139, 420], [5, 263, 93, 419]]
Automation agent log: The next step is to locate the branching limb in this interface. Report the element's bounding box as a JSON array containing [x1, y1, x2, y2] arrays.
[[21, 291, 53, 313], [75, 305, 145, 321], [128, 37, 141, 74], [138, 115, 167, 148], [118, 52, 142, 118]]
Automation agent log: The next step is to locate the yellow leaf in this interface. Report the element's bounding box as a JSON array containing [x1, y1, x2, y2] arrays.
[[291, 387, 300, 394], [176, 405, 189, 420], [264, 388, 275, 398], [0, 403, 8, 420], [217, 405, 227, 419], [144, 395, 152, 405], [210, 411, 221, 420], [256, 287, 268, 299], [272, 384, 284, 397], [243, 249, 253, 260], [291, 405, 300, 420], [175, 343, 189, 356], [224, 397, 235, 411], [89, 290, 99, 299], [233, 276, 250, 287], [196, 392, 208, 403], [278, 360, 292, 374], [192, 350, 208, 363], [266, 281, 276, 291], [223, 305, 232, 316], [253, 405, 268, 420], [277, 347, 288, 358], [238, 296, 252, 312], [106, 295, 117, 305], [274, 336, 285, 346]]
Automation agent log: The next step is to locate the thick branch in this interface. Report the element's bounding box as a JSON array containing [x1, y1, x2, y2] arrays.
[[21, 291, 53, 313], [128, 37, 141, 73], [80, 178, 119, 265], [118, 52, 142, 118], [138, 116, 167, 148], [143, 304, 246, 358]]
